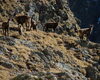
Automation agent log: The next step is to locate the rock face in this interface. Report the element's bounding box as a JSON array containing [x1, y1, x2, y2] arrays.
[[0, 0, 76, 24], [0, 0, 100, 80], [68, 0, 100, 43]]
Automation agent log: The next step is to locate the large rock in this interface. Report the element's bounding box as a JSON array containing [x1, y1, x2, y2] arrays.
[[86, 66, 100, 80]]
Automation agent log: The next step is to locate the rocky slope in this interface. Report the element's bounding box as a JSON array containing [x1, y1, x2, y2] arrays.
[[0, 31, 100, 80], [0, 0, 100, 80]]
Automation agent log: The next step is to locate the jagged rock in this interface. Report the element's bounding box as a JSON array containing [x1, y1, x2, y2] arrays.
[[36, 23, 43, 31], [45, 72, 57, 80], [12, 74, 36, 80], [57, 9, 68, 21], [0, 51, 3, 55], [11, 55, 20, 61], [86, 66, 99, 80], [0, 46, 7, 55], [0, 36, 16, 46], [19, 40, 39, 50], [55, 72, 87, 80], [55, 26, 64, 34], [56, 63, 87, 80], [32, 12, 39, 22], [0, 61, 15, 69]]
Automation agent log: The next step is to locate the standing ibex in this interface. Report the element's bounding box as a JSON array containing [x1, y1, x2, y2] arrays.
[[77, 25, 94, 40], [2, 18, 10, 36], [14, 15, 31, 35], [44, 22, 58, 32]]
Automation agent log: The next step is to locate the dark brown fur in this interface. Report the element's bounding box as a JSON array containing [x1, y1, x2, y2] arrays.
[[44, 22, 58, 32], [15, 15, 30, 34], [2, 19, 10, 36]]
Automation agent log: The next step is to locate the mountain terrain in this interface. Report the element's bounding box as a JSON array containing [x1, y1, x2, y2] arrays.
[[0, 0, 100, 80]]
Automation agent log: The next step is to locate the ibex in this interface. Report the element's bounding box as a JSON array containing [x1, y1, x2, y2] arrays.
[[44, 22, 58, 32], [77, 25, 93, 40], [2, 18, 10, 36], [14, 15, 31, 35]]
